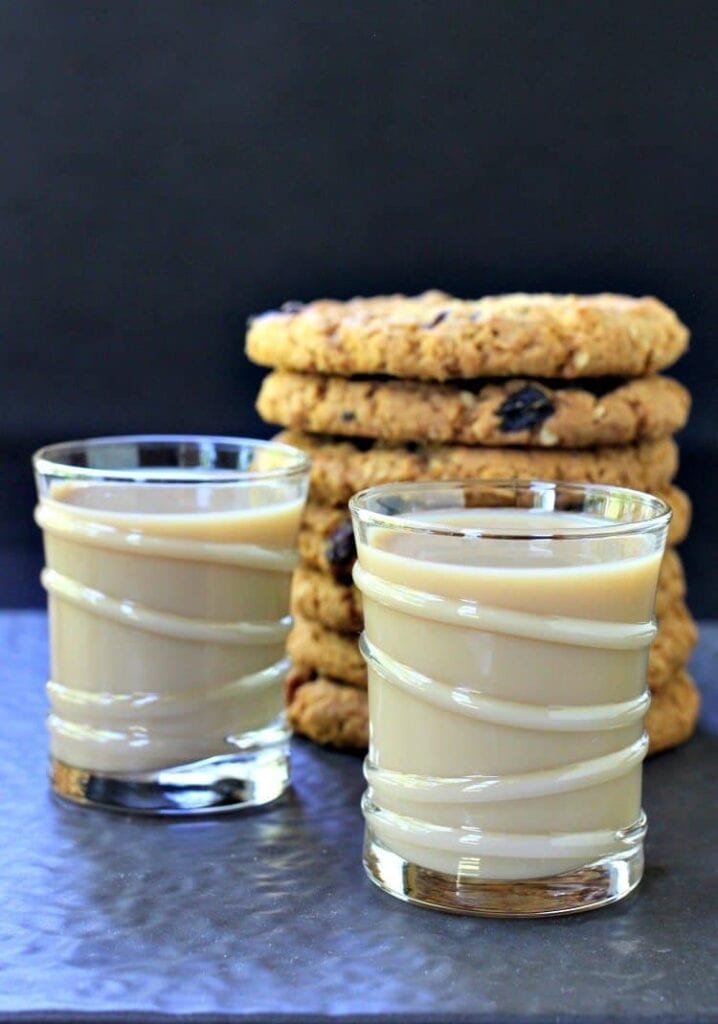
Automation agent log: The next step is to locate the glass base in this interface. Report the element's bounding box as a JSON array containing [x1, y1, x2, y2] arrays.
[[363, 829, 644, 917], [51, 746, 291, 815]]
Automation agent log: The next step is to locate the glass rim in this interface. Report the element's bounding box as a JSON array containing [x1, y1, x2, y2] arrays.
[[32, 434, 311, 484], [348, 479, 672, 541]]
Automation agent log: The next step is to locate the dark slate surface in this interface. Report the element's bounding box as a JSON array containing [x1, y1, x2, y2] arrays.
[[0, 611, 716, 1024]]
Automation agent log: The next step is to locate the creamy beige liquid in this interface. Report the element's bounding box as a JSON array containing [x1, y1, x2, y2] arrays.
[[354, 508, 662, 881], [35, 479, 303, 774]]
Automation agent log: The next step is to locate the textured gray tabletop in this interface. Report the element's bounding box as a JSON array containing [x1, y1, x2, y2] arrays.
[[0, 611, 716, 1024]]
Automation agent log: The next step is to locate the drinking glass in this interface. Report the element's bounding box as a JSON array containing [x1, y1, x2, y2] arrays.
[[33, 435, 310, 814], [350, 480, 670, 916]]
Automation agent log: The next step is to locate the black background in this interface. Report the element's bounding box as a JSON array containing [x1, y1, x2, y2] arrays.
[[1, 0, 716, 612]]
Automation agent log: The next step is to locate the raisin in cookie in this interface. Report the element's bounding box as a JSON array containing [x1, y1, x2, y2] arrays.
[[247, 292, 688, 381], [298, 503, 357, 580]]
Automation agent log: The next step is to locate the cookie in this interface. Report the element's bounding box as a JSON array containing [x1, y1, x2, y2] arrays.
[[288, 616, 366, 687], [656, 549, 686, 617], [646, 669, 701, 755], [288, 600, 696, 694], [286, 673, 369, 750], [247, 292, 688, 381], [291, 549, 686, 633], [297, 486, 689, 582], [298, 503, 356, 580], [259, 371, 690, 449], [661, 486, 691, 547], [647, 600, 698, 690], [286, 669, 699, 755], [291, 564, 364, 632], [276, 431, 679, 508]]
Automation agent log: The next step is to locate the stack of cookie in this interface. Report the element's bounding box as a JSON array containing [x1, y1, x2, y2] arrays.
[[247, 292, 700, 755]]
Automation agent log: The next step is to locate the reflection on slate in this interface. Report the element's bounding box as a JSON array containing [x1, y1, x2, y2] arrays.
[[83, 772, 249, 814], [0, 610, 716, 1023]]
